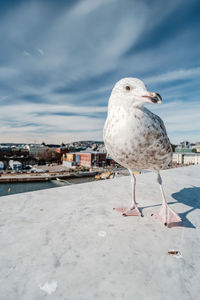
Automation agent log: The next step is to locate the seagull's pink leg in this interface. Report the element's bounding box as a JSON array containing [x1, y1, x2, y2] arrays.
[[113, 169, 141, 216], [154, 173, 181, 226]]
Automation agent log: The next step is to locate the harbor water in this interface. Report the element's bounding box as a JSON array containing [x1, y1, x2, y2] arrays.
[[0, 177, 95, 197]]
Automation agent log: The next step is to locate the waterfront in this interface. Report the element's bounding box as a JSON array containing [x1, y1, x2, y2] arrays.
[[0, 176, 95, 197]]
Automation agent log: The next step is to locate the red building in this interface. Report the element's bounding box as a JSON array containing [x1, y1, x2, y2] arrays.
[[75, 152, 106, 167]]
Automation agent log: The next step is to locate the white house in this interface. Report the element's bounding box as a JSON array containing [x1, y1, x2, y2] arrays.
[[9, 160, 22, 171], [173, 153, 200, 165]]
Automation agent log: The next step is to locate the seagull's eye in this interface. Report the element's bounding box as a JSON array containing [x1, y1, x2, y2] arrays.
[[125, 86, 131, 91]]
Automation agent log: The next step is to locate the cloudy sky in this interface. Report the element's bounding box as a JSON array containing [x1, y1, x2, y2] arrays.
[[0, 0, 200, 144]]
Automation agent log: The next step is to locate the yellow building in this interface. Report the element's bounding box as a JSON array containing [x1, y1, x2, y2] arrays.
[[62, 153, 76, 162]]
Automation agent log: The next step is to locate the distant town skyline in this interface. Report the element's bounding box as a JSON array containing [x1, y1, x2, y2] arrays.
[[0, 0, 200, 144], [1, 140, 200, 147]]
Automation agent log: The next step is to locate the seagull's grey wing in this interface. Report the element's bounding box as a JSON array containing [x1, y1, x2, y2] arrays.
[[152, 113, 172, 157], [154, 114, 168, 137], [143, 107, 169, 137]]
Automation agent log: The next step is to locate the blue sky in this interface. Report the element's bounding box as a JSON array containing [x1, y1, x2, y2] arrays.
[[0, 0, 200, 144]]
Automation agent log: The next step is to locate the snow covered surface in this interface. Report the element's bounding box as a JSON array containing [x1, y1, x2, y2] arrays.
[[0, 165, 200, 300]]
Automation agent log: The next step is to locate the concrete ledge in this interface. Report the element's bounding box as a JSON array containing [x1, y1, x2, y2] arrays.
[[0, 165, 200, 299]]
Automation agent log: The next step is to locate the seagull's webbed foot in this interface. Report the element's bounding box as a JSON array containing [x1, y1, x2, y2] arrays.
[[153, 204, 181, 227], [113, 206, 141, 217]]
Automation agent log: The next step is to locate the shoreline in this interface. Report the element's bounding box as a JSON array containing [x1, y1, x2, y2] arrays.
[[0, 171, 98, 183], [0, 165, 186, 183]]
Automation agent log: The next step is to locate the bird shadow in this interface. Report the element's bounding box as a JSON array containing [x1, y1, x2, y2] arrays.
[[139, 186, 200, 228], [170, 186, 200, 229]]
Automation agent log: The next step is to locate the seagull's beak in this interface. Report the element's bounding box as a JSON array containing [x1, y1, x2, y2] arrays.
[[142, 92, 162, 104]]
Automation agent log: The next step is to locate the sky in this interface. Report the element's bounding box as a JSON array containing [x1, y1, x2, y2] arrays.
[[0, 0, 200, 144]]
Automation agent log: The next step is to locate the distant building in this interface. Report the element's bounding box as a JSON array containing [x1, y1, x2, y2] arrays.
[[0, 144, 29, 159], [9, 160, 22, 171], [191, 143, 200, 153], [62, 161, 76, 168], [98, 144, 107, 153], [180, 141, 190, 148], [62, 153, 76, 162], [46, 144, 61, 149], [62, 153, 77, 168], [62, 151, 107, 167], [173, 153, 200, 165], [57, 147, 69, 155], [0, 161, 4, 171], [26, 144, 47, 157], [175, 147, 195, 153], [175, 140, 196, 153], [76, 152, 107, 167], [175, 141, 200, 153], [106, 157, 118, 167]]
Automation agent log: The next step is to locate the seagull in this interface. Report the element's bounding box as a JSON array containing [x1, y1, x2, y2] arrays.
[[103, 78, 181, 227]]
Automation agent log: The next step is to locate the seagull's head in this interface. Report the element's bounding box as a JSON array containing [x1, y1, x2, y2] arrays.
[[109, 77, 162, 110]]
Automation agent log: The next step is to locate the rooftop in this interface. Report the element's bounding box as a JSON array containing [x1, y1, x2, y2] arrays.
[[0, 165, 200, 299]]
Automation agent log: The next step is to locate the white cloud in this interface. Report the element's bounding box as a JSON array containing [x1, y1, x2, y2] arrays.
[[1, 99, 199, 145], [36, 48, 44, 55], [23, 50, 32, 57], [145, 67, 200, 84], [0, 103, 106, 142], [71, 0, 114, 17]]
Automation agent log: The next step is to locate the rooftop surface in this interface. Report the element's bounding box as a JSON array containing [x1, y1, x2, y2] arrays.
[[0, 165, 200, 300]]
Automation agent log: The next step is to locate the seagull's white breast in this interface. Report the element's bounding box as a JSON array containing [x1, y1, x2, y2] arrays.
[[103, 106, 172, 171]]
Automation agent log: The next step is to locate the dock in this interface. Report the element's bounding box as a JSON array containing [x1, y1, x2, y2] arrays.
[[0, 171, 98, 183]]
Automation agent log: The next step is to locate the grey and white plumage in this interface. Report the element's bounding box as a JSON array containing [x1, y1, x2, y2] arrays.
[[103, 78, 172, 172], [103, 78, 181, 226]]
